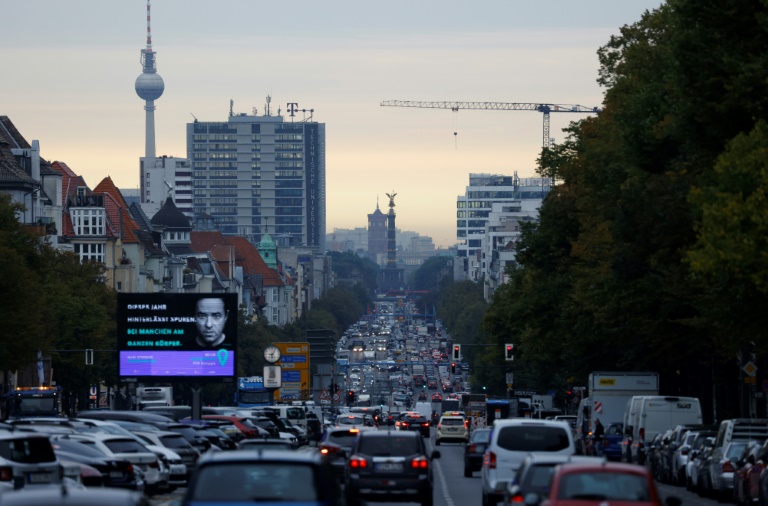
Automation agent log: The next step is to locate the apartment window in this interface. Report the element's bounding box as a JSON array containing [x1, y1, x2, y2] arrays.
[[74, 243, 105, 263], [271, 307, 279, 324], [272, 289, 279, 302], [116, 282, 123, 292], [71, 208, 105, 236]]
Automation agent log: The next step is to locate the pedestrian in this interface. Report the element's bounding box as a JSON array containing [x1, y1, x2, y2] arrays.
[[593, 418, 605, 457]]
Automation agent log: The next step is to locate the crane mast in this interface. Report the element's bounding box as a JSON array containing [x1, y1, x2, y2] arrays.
[[380, 100, 602, 148]]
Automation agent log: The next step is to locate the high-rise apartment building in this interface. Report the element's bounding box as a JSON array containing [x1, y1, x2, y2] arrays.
[[187, 109, 326, 249], [456, 172, 548, 271]]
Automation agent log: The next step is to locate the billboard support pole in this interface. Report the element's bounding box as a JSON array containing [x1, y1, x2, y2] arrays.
[[191, 384, 202, 421]]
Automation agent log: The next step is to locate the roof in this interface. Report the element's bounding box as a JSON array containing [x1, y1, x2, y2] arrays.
[[93, 176, 141, 243], [0, 126, 38, 188], [197, 448, 322, 465], [150, 196, 191, 229]]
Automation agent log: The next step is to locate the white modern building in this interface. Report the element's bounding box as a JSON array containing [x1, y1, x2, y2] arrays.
[[456, 172, 548, 283]]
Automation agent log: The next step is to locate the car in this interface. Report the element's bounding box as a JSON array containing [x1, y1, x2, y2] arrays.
[[401, 415, 431, 438], [504, 454, 604, 504], [705, 439, 749, 500], [181, 450, 342, 506], [601, 422, 624, 462], [336, 415, 367, 429], [0, 430, 64, 491], [134, 430, 198, 483], [464, 428, 492, 477], [50, 436, 144, 491], [732, 439, 763, 505], [0, 486, 150, 506], [319, 427, 365, 482], [685, 433, 715, 492], [524, 461, 681, 506], [431, 393, 443, 402], [435, 415, 469, 446], [344, 430, 440, 506], [480, 418, 575, 506], [236, 438, 295, 451]]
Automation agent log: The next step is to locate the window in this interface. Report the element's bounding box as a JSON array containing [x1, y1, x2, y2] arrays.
[[71, 208, 105, 236], [497, 425, 570, 452], [271, 307, 279, 323], [272, 289, 279, 302], [74, 243, 105, 263]]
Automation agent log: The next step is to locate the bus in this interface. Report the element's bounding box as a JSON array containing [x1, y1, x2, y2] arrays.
[[235, 376, 272, 408]]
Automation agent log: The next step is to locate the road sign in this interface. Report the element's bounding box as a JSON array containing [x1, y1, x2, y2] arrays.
[[263, 365, 282, 388], [743, 361, 758, 377], [506, 373, 514, 387], [319, 389, 330, 401], [333, 392, 340, 402]]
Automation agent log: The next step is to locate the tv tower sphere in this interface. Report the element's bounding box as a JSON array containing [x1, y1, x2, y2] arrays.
[[135, 71, 164, 101]]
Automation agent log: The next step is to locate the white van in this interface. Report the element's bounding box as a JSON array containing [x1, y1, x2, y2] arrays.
[[261, 405, 308, 430], [414, 402, 433, 419], [621, 395, 649, 462], [631, 396, 702, 464]]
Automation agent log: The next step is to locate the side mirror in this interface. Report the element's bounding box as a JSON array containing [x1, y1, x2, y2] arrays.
[[431, 450, 441, 459]]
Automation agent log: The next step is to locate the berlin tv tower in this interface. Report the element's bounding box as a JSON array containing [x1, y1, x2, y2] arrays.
[[135, 0, 164, 160]]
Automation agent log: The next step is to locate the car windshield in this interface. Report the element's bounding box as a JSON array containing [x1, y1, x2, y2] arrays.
[[327, 431, 358, 446], [358, 436, 419, 457], [471, 430, 492, 443], [557, 472, 649, 501], [104, 439, 150, 454], [497, 426, 570, 452], [191, 462, 319, 501]]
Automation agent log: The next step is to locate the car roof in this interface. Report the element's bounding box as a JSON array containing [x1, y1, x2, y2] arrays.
[[198, 449, 321, 465], [358, 429, 419, 438], [554, 461, 650, 475], [524, 454, 604, 466]]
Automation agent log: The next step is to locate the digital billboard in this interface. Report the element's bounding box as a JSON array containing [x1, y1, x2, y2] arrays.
[[117, 293, 237, 381]]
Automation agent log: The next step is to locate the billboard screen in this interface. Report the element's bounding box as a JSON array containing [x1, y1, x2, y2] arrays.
[[117, 293, 237, 381]]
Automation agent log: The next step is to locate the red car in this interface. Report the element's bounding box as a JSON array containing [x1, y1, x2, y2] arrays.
[[529, 462, 681, 506], [432, 393, 443, 402]]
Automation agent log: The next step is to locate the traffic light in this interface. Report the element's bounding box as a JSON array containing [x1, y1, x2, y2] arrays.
[[453, 344, 461, 360], [346, 390, 355, 405], [505, 343, 514, 361], [451, 362, 456, 374]]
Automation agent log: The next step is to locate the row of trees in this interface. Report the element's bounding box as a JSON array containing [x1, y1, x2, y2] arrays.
[[475, 0, 768, 421]]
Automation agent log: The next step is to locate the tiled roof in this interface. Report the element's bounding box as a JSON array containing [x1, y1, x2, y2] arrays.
[[129, 202, 153, 232], [50, 161, 87, 204], [93, 176, 141, 243], [227, 235, 284, 287], [190, 232, 284, 288], [0, 119, 38, 188]]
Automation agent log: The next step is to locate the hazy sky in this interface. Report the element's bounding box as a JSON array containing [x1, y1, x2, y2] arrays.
[[4, 1, 663, 247]]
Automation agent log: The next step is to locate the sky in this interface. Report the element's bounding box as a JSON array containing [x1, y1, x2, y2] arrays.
[[3, 1, 663, 247]]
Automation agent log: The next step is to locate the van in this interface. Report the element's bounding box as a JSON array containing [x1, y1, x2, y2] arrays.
[[262, 405, 308, 430], [631, 396, 702, 464], [621, 395, 649, 462], [481, 419, 575, 506]]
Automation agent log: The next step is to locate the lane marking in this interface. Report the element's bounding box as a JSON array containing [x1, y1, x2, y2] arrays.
[[427, 437, 455, 506]]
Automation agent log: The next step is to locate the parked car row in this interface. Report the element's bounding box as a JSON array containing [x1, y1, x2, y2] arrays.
[[643, 417, 768, 505]]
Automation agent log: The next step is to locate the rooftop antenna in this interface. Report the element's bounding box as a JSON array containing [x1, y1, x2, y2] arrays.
[[190, 113, 198, 123], [229, 99, 234, 117], [265, 95, 272, 117]]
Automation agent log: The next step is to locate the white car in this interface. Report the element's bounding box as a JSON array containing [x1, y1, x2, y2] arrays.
[[62, 433, 167, 494], [435, 415, 469, 445]]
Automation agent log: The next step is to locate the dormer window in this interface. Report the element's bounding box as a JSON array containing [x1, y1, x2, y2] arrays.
[[71, 208, 105, 236]]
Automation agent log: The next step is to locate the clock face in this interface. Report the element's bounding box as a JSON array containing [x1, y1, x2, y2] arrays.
[[264, 346, 281, 363]]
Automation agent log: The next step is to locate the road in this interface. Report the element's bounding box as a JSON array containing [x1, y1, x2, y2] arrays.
[[151, 427, 717, 506]]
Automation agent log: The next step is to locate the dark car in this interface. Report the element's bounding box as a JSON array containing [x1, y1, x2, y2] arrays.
[[182, 450, 342, 506], [464, 428, 491, 477], [602, 422, 624, 461], [51, 437, 144, 491], [504, 454, 604, 503], [344, 430, 440, 506], [401, 415, 431, 438], [319, 427, 364, 482]]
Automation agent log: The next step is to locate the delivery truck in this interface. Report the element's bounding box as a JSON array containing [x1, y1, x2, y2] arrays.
[[575, 371, 659, 455]]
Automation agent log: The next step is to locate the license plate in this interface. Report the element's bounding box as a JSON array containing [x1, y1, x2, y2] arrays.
[[375, 462, 403, 472], [110, 471, 124, 479], [28, 473, 51, 484]]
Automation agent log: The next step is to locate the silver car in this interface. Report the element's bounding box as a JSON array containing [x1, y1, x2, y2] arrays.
[[0, 430, 63, 490]]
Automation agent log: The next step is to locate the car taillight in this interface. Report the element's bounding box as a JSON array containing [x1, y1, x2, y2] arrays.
[[402, 422, 409, 427], [437, 424, 442, 429], [126, 463, 135, 473], [465, 420, 469, 428], [320, 444, 339, 455], [349, 456, 368, 469], [639, 428, 644, 441], [411, 456, 429, 469], [723, 461, 735, 473], [0, 467, 12, 481], [421, 423, 430, 427], [681, 449, 689, 455], [509, 494, 525, 503], [484, 451, 497, 469], [149, 459, 159, 469], [468, 444, 477, 453]]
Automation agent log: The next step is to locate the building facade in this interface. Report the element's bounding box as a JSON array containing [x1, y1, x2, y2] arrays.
[[186, 110, 326, 250], [367, 201, 387, 262], [456, 172, 548, 280]]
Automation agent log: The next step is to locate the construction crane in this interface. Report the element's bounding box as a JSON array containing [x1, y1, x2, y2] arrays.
[[379, 100, 602, 148]]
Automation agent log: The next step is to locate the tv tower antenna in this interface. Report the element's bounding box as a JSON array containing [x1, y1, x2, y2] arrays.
[[135, 0, 164, 160]]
